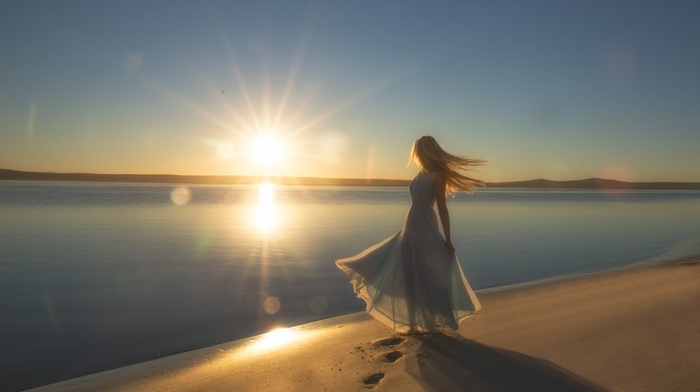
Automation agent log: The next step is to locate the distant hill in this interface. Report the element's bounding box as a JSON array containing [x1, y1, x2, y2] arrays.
[[2, 169, 700, 190], [488, 178, 700, 190], [0, 169, 408, 186]]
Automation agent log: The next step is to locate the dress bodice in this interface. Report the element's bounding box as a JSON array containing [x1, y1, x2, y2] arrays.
[[409, 171, 438, 210]]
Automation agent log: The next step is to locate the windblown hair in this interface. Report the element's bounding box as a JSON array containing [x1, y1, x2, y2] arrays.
[[408, 135, 486, 195]]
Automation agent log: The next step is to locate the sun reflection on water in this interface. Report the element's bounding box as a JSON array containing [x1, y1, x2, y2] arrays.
[[255, 183, 277, 231]]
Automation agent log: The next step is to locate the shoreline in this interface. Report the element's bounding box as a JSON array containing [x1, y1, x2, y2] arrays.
[[27, 257, 700, 392], [478, 252, 700, 295]]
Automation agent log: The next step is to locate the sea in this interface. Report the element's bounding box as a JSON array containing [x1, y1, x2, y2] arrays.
[[2, 180, 700, 391]]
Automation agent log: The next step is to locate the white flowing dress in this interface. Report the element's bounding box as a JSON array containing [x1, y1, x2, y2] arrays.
[[336, 171, 481, 333]]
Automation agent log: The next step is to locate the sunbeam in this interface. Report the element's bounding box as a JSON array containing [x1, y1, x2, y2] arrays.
[[128, 3, 420, 181]]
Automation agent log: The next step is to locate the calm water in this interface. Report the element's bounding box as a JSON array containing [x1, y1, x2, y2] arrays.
[[2, 181, 700, 390]]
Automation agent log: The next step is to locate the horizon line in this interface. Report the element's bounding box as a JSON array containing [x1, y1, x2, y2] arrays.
[[2, 169, 700, 190]]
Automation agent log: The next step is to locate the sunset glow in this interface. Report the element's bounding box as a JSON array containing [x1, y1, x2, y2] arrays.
[[2, 3, 699, 182]]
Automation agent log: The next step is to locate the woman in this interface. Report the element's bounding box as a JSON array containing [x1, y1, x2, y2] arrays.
[[336, 135, 485, 333]]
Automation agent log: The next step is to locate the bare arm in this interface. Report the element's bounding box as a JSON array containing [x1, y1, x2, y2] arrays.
[[434, 173, 455, 255]]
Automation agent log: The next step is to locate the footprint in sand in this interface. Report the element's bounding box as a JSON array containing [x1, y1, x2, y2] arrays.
[[363, 372, 385, 388], [360, 336, 405, 388], [372, 336, 405, 363], [372, 336, 405, 347], [383, 351, 403, 363]]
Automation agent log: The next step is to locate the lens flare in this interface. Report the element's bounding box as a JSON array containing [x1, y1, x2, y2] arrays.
[[170, 187, 191, 205], [263, 296, 281, 315]]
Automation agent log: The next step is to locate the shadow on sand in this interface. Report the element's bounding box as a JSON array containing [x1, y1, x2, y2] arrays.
[[406, 333, 604, 392]]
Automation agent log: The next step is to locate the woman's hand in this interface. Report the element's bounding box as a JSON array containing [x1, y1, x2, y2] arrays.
[[445, 240, 455, 255]]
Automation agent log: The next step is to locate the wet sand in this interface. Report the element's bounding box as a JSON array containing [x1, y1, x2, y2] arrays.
[[29, 259, 700, 392]]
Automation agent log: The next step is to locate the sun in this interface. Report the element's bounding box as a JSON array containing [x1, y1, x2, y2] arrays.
[[250, 134, 284, 166]]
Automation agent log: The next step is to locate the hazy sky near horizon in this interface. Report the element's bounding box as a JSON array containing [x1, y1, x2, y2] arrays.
[[1, 1, 699, 182]]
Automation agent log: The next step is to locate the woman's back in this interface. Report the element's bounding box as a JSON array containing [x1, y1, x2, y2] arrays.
[[409, 171, 437, 210]]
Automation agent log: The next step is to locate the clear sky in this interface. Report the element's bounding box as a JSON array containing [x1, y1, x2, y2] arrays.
[[1, 1, 699, 182]]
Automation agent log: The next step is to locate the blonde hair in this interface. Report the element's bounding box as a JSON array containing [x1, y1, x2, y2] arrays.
[[408, 135, 486, 195]]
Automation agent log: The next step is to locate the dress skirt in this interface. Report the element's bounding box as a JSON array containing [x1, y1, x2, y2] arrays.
[[336, 189, 481, 333]]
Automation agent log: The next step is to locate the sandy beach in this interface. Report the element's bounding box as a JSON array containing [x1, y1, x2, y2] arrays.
[[29, 259, 699, 392]]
